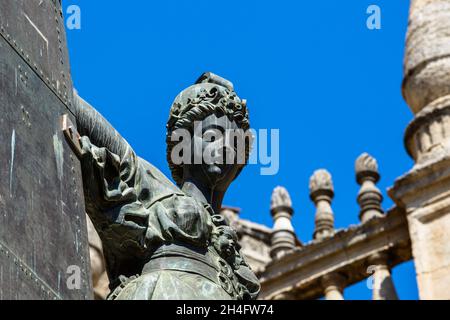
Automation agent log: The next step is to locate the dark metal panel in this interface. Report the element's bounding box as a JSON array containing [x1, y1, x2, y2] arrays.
[[0, 0, 73, 110], [0, 35, 92, 299]]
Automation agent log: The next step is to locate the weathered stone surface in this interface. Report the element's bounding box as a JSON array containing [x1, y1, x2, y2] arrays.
[[270, 187, 296, 260], [271, 186, 293, 209], [403, 0, 450, 114], [368, 253, 398, 300], [356, 153, 384, 223], [390, 158, 450, 299], [260, 208, 411, 300], [321, 273, 345, 300], [310, 170, 335, 240], [404, 96, 450, 164], [220, 206, 272, 275], [236, 226, 272, 275], [389, 0, 450, 300]]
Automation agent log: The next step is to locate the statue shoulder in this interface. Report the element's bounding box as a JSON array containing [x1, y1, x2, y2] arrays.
[[135, 156, 183, 204]]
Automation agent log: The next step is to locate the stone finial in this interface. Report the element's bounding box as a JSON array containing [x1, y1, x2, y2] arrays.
[[271, 186, 293, 211], [355, 153, 384, 223], [270, 186, 296, 259], [309, 169, 334, 200], [309, 170, 335, 240], [355, 153, 380, 184]]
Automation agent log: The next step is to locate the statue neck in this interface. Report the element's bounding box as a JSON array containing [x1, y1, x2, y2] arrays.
[[181, 180, 224, 214]]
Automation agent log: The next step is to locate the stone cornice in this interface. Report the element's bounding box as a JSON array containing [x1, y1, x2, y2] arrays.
[[389, 154, 450, 208], [235, 218, 273, 244], [259, 207, 411, 300]]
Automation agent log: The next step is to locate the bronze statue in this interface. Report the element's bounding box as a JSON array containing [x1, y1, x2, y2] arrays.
[[70, 72, 260, 300]]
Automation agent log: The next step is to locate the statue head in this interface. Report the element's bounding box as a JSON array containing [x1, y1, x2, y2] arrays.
[[166, 72, 251, 190]]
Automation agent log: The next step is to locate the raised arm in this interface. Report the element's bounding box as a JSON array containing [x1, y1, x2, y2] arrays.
[[73, 89, 131, 160], [69, 91, 154, 281]]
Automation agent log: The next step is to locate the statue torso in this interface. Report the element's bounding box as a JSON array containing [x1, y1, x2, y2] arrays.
[[82, 150, 259, 300]]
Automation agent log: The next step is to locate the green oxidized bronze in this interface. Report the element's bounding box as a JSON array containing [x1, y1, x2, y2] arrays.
[[71, 72, 260, 300]]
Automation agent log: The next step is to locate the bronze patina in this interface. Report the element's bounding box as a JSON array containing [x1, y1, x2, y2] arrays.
[[71, 72, 260, 300]]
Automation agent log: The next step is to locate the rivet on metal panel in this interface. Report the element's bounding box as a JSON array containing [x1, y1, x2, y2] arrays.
[[0, 20, 72, 111], [20, 105, 32, 127]]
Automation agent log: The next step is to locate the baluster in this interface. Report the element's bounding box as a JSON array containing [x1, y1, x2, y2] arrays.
[[270, 186, 296, 259]]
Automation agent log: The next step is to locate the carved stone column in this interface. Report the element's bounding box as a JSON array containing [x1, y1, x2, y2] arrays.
[[321, 274, 345, 300], [270, 187, 296, 259], [355, 154, 398, 299], [368, 253, 398, 300], [356, 153, 384, 223], [310, 170, 335, 240], [389, 0, 450, 299]]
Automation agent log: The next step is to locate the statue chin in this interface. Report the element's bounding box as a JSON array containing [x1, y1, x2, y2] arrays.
[[202, 163, 237, 189], [191, 163, 225, 186], [206, 164, 222, 176]]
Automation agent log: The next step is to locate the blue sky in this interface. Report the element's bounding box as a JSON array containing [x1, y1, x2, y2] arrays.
[[64, 0, 418, 299]]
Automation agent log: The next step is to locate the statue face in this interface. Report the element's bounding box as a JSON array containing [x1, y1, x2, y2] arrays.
[[213, 226, 239, 258], [183, 113, 244, 190]]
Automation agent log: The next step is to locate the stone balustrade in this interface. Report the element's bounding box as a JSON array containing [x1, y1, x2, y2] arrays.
[[259, 0, 450, 300], [260, 153, 410, 300]]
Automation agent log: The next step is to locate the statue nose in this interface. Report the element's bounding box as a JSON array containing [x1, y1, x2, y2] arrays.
[[208, 139, 236, 165]]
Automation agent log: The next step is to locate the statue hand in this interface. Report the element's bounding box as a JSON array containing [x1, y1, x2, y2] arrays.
[[79, 136, 93, 157]]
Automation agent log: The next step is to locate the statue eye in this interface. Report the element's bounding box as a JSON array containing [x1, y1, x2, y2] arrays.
[[203, 129, 221, 143]]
